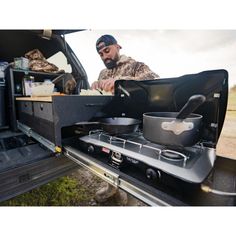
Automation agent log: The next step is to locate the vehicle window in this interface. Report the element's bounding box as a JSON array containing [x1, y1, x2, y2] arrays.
[[47, 51, 72, 73]]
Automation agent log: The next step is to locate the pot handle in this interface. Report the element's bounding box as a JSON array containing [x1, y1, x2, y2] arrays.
[[176, 94, 206, 120], [161, 120, 194, 135]]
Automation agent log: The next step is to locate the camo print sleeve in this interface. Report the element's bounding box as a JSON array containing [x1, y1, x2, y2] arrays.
[[131, 62, 159, 80], [98, 69, 108, 81], [97, 55, 159, 81]]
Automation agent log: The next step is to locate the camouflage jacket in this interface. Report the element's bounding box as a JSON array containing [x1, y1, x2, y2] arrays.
[[98, 55, 159, 81]]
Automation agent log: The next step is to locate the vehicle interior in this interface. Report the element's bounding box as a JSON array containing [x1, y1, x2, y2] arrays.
[[0, 30, 84, 201]]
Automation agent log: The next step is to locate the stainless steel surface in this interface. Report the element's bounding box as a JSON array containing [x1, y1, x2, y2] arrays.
[[17, 121, 57, 152], [161, 120, 194, 135], [64, 145, 170, 206], [79, 130, 216, 183]]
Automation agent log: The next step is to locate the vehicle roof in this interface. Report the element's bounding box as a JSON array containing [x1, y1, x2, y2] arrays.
[[0, 30, 82, 62]]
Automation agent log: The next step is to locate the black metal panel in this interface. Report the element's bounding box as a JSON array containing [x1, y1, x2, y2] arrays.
[[114, 69, 228, 145], [0, 155, 78, 203], [52, 95, 117, 146], [32, 117, 55, 143], [33, 102, 53, 122], [17, 112, 55, 143], [18, 101, 33, 115]]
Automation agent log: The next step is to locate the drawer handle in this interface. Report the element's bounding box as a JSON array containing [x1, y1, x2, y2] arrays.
[[24, 103, 28, 107], [85, 103, 105, 107], [40, 104, 44, 110]]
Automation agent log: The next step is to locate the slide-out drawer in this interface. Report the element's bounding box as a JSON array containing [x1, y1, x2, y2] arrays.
[[18, 101, 33, 115], [33, 102, 53, 122]]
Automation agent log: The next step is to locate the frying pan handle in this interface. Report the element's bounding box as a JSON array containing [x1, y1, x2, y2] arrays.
[[176, 94, 206, 120], [75, 121, 100, 125]]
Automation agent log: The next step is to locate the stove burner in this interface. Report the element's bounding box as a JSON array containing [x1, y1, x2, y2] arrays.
[[161, 150, 184, 161], [78, 129, 215, 183], [161, 149, 189, 167], [109, 137, 125, 144], [88, 130, 189, 167]]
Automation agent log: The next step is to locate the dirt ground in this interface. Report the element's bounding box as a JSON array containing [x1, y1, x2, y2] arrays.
[[217, 116, 236, 159], [70, 167, 146, 206]]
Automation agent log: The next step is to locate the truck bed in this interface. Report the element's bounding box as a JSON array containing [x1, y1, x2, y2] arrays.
[[0, 130, 78, 202]]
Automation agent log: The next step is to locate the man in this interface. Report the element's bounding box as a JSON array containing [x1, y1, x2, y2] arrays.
[[92, 34, 159, 205], [91, 34, 159, 93]]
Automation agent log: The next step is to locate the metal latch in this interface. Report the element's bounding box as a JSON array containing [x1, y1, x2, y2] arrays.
[[103, 171, 120, 186]]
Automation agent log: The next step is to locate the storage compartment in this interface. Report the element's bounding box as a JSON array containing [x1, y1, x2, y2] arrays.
[[33, 102, 53, 122], [18, 101, 33, 115], [16, 95, 116, 146]]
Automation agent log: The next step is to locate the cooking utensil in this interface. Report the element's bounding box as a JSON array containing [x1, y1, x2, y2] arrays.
[[143, 94, 206, 147], [51, 74, 65, 84], [76, 117, 141, 135], [176, 95, 206, 119]]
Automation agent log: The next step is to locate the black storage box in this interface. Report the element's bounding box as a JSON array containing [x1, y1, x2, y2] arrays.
[[16, 95, 115, 146]]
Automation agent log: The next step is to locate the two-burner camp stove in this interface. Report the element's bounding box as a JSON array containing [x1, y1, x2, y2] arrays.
[[77, 129, 216, 184]]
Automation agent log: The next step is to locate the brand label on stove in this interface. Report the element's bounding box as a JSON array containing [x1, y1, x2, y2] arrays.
[[102, 147, 110, 154]]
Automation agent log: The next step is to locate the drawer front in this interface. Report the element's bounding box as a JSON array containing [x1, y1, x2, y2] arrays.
[[33, 102, 53, 122], [18, 101, 33, 115]]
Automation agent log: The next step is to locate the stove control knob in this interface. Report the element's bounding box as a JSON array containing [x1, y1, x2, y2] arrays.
[[111, 152, 123, 163], [146, 168, 161, 181], [88, 145, 95, 153]]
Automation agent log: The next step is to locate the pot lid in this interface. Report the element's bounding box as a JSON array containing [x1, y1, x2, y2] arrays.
[[114, 69, 228, 147]]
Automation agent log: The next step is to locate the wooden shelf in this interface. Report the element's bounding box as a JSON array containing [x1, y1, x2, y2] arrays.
[[16, 96, 52, 102]]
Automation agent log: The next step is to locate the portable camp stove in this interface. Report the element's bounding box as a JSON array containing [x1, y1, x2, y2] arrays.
[[77, 129, 216, 184]]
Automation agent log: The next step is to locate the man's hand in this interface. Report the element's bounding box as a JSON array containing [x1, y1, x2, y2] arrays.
[[91, 78, 116, 93], [91, 81, 100, 90]]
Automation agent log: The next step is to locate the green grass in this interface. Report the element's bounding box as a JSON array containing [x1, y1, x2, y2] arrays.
[[0, 176, 90, 206]]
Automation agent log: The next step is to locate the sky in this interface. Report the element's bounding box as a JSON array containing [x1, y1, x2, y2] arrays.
[[65, 30, 236, 88]]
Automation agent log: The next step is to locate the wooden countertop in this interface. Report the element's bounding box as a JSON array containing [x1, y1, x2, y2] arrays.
[[16, 96, 53, 102]]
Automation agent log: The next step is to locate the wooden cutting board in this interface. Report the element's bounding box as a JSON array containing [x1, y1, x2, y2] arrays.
[[16, 96, 53, 102], [15, 93, 64, 102]]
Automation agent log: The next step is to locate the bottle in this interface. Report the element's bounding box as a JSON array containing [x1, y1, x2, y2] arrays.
[[22, 75, 34, 96]]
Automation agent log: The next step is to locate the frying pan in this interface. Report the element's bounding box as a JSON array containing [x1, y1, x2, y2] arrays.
[[143, 94, 206, 147], [76, 117, 141, 135]]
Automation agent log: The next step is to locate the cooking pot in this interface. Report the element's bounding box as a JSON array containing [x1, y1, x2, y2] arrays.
[[76, 117, 141, 135], [143, 95, 206, 147]]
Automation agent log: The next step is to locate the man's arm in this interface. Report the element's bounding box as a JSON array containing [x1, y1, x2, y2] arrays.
[[91, 62, 159, 92], [131, 62, 160, 80]]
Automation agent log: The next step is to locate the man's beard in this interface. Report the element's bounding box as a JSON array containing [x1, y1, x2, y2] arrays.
[[104, 58, 117, 69]]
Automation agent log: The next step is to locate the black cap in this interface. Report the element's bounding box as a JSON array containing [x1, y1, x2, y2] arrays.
[[96, 34, 118, 52]]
